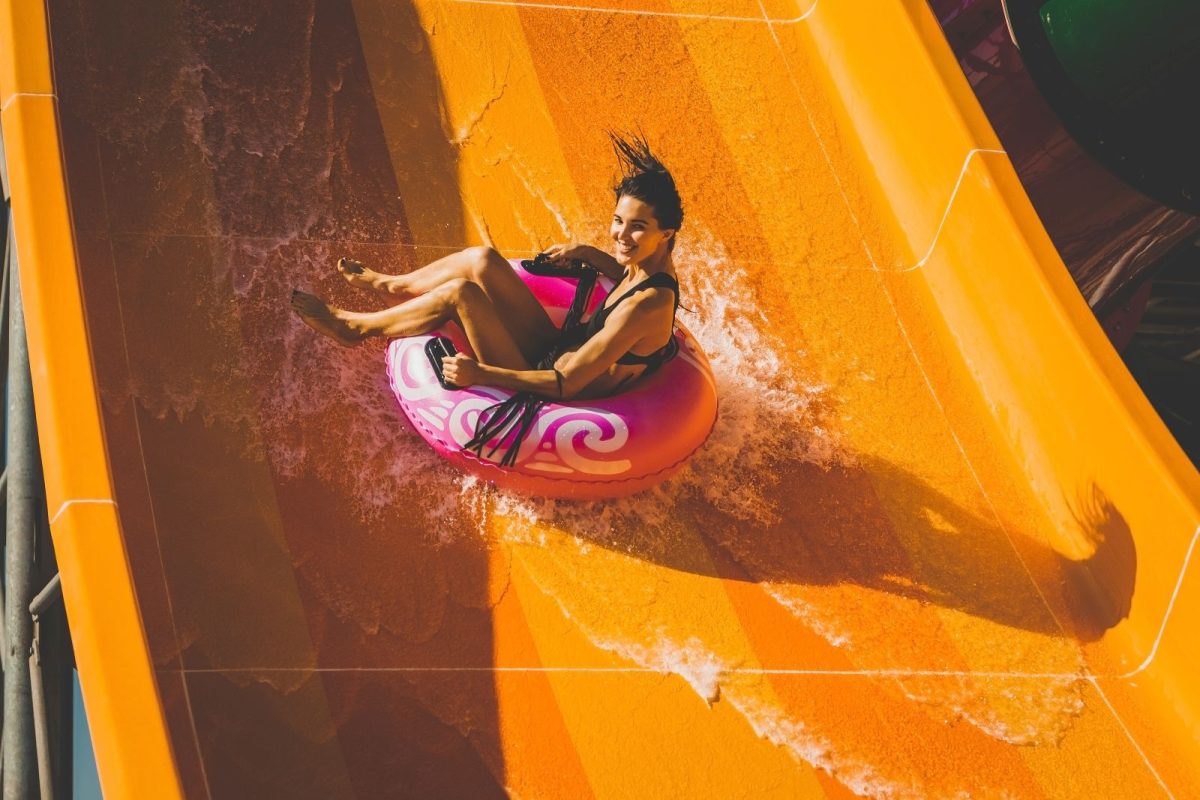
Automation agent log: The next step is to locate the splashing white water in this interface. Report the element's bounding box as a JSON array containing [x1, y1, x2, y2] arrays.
[[726, 694, 927, 800], [591, 633, 731, 705], [466, 227, 844, 542]]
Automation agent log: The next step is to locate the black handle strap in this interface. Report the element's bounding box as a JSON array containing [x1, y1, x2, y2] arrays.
[[524, 251, 599, 348], [521, 252, 596, 279], [424, 336, 459, 390]]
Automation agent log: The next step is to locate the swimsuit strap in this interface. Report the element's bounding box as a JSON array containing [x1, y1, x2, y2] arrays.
[[604, 270, 679, 315], [585, 270, 678, 332]]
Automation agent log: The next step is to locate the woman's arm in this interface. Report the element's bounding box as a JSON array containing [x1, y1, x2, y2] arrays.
[[574, 245, 625, 280], [441, 356, 566, 398], [541, 242, 625, 280]]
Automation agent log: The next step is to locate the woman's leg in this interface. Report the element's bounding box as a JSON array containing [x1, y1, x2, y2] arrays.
[[291, 277, 534, 370], [338, 246, 558, 362]]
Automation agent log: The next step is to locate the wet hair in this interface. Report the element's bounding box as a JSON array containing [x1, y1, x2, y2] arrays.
[[610, 132, 684, 252]]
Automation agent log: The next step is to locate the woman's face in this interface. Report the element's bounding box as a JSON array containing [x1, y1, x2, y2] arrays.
[[610, 195, 674, 267]]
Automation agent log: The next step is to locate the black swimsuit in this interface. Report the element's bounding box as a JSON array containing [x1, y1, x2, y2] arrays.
[[553, 269, 680, 376]]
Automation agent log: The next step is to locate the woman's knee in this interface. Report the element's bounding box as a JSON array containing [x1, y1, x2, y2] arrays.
[[441, 276, 487, 308], [461, 245, 508, 281]]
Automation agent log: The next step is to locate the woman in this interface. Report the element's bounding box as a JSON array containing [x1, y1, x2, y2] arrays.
[[291, 134, 683, 402]]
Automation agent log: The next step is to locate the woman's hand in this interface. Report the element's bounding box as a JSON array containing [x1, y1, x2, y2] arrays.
[[541, 241, 624, 280], [541, 242, 593, 266], [442, 354, 486, 388]]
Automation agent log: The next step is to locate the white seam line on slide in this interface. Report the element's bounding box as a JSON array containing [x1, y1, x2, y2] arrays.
[[448, 0, 819, 25], [1090, 676, 1176, 799], [1122, 523, 1200, 678], [49, 498, 117, 526], [1, 91, 56, 112]]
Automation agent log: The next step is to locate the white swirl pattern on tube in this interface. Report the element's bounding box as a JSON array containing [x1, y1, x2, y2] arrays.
[[544, 410, 632, 475], [395, 340, 444, 401]]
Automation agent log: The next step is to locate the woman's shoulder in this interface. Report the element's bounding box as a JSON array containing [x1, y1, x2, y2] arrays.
[[641, 271, 679, 302], [615, 282, 676, 320]]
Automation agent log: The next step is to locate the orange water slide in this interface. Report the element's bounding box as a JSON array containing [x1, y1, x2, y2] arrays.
[[2, 0, 1199, 797]]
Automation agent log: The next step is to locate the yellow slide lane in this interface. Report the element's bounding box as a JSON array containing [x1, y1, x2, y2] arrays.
[[2, 0, 1198, 797]]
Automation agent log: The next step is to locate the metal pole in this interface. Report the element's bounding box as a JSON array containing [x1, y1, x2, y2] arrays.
[[0, 469, 7, 676], [0, 221, 7, 678], [0, 203, 9, 800], [4, 251, 39, 799], [1, 125, 12, 797], [27, 635, 50, 800], [28, 574, 59, 800], [27, 577, 59, 622]]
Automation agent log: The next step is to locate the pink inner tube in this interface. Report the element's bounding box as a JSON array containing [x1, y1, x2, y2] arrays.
[[386, 260, 718, 499]]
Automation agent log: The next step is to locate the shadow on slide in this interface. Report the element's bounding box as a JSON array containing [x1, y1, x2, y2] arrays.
[[48, 0, 512, 795], [566, 432, 1135, 646]]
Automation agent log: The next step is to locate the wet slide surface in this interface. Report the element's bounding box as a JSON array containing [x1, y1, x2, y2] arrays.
[[13, 0, 1200, 796]]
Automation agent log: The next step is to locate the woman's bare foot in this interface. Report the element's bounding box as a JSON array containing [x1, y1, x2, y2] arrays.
[[290, 289, 363, 346], [337, 257, 403, 297]]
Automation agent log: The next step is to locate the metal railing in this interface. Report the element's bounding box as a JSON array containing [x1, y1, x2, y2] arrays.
[[30, 574, 63, 800]]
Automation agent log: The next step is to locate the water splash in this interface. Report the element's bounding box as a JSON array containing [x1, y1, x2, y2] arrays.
[[473, 227, 844, 538], [590, 634, 731, 705]]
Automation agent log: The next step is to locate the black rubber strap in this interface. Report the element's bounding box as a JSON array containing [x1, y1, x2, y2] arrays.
[[463, 392, 547, 467], [522, 253, 595, 280], [561, 269, 598, 332], [425, 337, 459, 390]]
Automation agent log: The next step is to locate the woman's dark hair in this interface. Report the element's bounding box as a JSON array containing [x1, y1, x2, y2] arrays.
[[610, 132, 684, 252]]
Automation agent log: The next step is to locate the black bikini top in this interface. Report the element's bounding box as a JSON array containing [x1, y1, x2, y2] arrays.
[[565, 270, 680, 373]]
